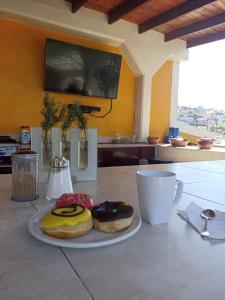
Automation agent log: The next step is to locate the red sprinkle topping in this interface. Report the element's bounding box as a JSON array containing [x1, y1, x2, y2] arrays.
[[55, 193, 93, 209]]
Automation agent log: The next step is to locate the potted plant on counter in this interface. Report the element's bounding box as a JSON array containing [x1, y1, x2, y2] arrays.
[[197, 137, 214, 150], [169, 137, 189, 147], [147, 136, 160, 145]]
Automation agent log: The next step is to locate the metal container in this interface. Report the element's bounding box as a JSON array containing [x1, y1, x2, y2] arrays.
[[11, 150, 39, 202]]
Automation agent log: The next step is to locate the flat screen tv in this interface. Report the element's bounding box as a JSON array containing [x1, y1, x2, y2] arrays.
[[44, 39, 122, 99]]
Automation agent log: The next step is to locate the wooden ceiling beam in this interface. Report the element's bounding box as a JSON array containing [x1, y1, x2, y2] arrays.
[[139, 0, 216, 34], [165, 12, 225, 41], [108, 0, 149, 24], [187, 29, 225, 48], [68, 0, 88, 14]]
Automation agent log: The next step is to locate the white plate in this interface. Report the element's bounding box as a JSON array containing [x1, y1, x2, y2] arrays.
[[28, 205, 142, 248]]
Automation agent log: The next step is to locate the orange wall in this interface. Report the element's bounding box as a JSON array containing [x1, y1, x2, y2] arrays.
[[150, 60, 173, 142], [0, 19, 136, 136]]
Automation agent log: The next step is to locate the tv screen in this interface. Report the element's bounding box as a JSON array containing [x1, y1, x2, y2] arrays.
[[44, 39, 122, 99]]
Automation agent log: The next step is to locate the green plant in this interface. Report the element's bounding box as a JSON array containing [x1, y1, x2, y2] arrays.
[[61, 102, 88, 153], [40, 94, 89, 164], [69, 103, 87, 130], [40, 92, 65, 157]]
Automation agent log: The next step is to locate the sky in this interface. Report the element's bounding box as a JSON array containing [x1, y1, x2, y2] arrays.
[[178, 39, 225, 110]]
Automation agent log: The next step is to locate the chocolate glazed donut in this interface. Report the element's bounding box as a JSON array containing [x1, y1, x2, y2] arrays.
[[92, 201, 134, 233]]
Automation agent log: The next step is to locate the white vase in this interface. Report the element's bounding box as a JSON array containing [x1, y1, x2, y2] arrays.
[[31, 127, 97, 183], [70, 128, 97, 182], [31, 127, 61, 183]]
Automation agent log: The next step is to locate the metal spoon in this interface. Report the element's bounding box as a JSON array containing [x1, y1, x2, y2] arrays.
[[200, 209, 215, 237]]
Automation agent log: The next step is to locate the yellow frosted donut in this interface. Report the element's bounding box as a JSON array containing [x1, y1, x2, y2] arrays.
[[40, 205, 93, 239]]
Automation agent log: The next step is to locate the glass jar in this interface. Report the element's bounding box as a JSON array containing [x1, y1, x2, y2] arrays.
[[11, 151, 39, 202]]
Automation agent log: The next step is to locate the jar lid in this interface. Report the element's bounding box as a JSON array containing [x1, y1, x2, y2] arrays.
[[51, 156, 69, 168], [11, 150, 38, 159]]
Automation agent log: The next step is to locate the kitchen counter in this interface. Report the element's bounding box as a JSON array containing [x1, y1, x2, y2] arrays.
[[2, 161, 225, 299], [98, 143, 158, 148], [97, 143, 156, 167]]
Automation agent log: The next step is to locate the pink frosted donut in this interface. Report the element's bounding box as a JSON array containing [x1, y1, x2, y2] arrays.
[[55, 193, 93, 210]]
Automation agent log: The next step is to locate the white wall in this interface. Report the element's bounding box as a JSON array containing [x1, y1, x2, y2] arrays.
[[0, 0, 188, 140]]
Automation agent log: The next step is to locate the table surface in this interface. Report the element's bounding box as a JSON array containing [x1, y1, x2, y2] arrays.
[[2, 161, 225, 300]]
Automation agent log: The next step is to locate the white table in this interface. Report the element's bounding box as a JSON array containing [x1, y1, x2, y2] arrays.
[[2, 162, 225, 300]]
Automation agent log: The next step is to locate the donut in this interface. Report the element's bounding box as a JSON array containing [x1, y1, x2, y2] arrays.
[[55, 193, 93, 210], [40, 204, 93, 239], [92, 201, 134, 233]]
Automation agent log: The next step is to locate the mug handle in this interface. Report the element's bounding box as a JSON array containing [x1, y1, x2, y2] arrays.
[[173, 179, 183, 206]]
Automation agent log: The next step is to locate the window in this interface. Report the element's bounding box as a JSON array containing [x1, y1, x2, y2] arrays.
[[177, 39, 225, 139]]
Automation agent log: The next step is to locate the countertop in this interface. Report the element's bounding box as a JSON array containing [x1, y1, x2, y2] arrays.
[[2, 161, 225, 299], [97, 143, 159, 148], [160, 144, 225, 152]]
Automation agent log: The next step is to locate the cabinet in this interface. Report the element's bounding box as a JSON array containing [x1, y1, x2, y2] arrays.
[[98, 145, 155, 167]]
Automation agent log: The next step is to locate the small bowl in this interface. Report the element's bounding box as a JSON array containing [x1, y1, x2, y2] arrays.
[[198, 138, 214, 150], [170, 138, 189, 147], [147, 137, 160, 145]]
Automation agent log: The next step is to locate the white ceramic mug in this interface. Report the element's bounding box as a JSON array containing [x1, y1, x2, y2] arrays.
[[137, 170, 183, 225]]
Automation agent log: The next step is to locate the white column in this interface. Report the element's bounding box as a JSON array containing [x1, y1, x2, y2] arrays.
[[170, 62, 180, 127], [135, 74, 152, 142]]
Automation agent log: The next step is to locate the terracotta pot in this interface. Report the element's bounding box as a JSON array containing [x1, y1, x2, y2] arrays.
[[198, 138, 214, 150], [170, 138, 189, 147], [147, 137, 160, 145]]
